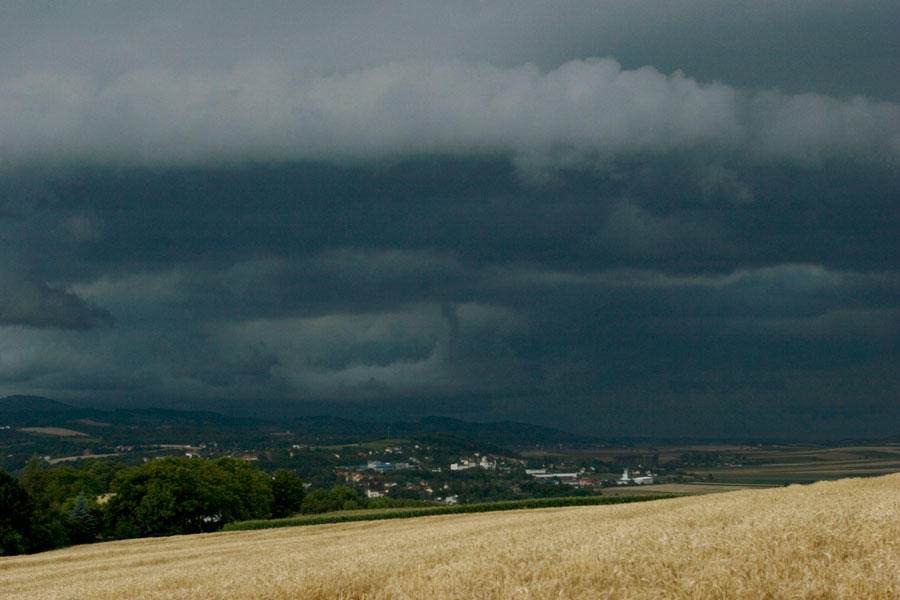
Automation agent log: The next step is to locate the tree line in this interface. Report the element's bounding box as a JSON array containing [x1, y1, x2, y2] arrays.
[[0, 455, 370, 556]]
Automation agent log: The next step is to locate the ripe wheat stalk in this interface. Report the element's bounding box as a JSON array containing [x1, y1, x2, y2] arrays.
[[2, 474, 899, 599]]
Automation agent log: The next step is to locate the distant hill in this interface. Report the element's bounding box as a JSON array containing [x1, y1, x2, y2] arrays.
[[105, 407, 260, 429], [0, 395, 76, 413], [1, 395, 591, 447], [288, 415, 380, 439], [287, 415, 594, 446], [410, 416, 596, 446]]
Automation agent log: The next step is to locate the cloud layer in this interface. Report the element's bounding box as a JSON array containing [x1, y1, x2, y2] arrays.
[[1, 2, 898, 438], [3, 59, 898, 175]]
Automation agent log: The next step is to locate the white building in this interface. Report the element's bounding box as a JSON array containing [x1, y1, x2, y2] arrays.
[[479, 456, 497, 469], [450, 459, 476, 471], [617, 467, 654, 485]]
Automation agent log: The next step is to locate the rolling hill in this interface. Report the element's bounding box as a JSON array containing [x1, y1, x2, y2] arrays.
[[0, 394, 594, 446], [2, 474, 898, 599]]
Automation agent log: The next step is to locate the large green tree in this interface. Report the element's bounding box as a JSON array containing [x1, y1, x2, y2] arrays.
[[20, 456, 69, 551], [210, 457, 273, 522], [271, 469, 306, 518], [46, 464, 105, 503], [0, 469, 33, 556], [104, 457, 272, 539]]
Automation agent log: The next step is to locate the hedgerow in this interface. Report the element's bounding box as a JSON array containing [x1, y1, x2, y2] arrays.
[[222, 493, 677, 531]]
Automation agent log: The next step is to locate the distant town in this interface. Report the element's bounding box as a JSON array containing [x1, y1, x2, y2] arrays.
[[4, 395, 900, 506]]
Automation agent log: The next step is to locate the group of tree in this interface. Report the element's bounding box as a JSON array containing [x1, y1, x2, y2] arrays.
[[4, 454, 547, 557], [0, 456, 307, 556]]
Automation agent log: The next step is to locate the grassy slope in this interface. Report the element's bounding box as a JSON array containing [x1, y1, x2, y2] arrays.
[[3, 474, 900, 599]]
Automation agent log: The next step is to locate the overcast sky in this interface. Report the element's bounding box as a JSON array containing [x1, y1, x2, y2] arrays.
[[1, 2, 898, 439]]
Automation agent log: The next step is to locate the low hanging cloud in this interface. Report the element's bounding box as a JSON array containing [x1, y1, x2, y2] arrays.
[[0, 277, 114, 330], [2, 58, 898, 175], [2, 253, 896, 424]]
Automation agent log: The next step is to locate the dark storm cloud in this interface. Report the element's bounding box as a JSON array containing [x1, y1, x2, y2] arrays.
[[2, 2, 899, 177], [30, 160, 896, 276], [2, 1, 898, 99], [1, 2, 898, 438], [2, 156, 896, 431]]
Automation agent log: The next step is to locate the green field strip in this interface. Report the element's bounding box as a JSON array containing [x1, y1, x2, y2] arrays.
[[222, 494, 680, 532]]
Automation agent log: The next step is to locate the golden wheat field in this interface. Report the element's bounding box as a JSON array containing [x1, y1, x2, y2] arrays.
[[2, 474, 899, 600]]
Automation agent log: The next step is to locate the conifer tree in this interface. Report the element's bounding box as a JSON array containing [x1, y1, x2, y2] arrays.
[[68, 491, 97, 545]]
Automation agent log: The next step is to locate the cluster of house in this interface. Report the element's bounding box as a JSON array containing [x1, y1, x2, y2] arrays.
[[363, 479, 459, 504], [526, 468, 596, 487], [523, 467, 656, 487], [450, 455, 498, 471], [364, 483, 407, 498]]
